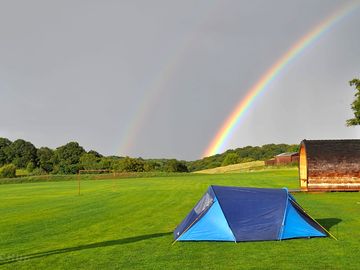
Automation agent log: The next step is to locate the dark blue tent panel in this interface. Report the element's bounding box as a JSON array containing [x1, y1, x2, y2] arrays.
[[213, 186, 288, 241], [174, 185, 328, 242]]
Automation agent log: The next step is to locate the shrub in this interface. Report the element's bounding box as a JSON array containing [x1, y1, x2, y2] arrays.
[[30, 167, 47, 176], [164, 159, 188, 172], [0, 164, 16, 178]]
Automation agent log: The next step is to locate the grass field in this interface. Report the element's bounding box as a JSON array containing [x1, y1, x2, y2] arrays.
[[0, 170, 359, 269]]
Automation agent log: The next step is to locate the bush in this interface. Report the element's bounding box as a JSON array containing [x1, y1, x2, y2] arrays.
[[0, 164, 16, 178], [30, 167, 47, 176], [164, 159, 188, 172]]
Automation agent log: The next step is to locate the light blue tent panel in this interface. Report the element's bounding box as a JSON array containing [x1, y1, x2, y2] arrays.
[[281, 202, 326, 239], [178, 199, 235, 241]]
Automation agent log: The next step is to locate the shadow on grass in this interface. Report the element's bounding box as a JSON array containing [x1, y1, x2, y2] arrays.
[[316, 218, 342, 231], [0, 232, 172, 266]]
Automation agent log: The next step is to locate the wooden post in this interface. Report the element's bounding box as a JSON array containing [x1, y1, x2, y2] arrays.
[[78, 171, 81, 196]]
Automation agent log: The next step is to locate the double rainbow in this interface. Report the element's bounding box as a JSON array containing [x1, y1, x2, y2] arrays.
[[203, 2, 359, 157]]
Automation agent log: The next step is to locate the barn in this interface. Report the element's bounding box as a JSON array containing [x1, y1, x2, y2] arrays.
[[265, 152, 299, 166], [265, 158, 275, 166], [299, 139, 360, 191], [275, 152, 299, 165]]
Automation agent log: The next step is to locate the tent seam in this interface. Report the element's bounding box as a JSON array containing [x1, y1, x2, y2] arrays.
[[278, 188, 289, 240]]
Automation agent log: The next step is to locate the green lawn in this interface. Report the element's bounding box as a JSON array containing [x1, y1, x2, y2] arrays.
[[0, 170, 359, 269]]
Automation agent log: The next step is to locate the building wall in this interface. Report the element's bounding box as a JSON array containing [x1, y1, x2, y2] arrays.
[[307, 176, 360, 191], [291, 156, 299, 163], [265, 159, 275, 166], [307, 158, 360, 191], [299, 140, 360, 192], [275, 156, 291, 164], [275, 154, 299, 165]]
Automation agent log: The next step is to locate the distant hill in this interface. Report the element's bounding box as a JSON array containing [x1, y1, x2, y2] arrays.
[[187, 143, 299, 172]]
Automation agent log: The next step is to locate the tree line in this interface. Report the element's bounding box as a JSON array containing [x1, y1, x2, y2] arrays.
[[0, 138, 299, 177], [187, 144, 299, 171], [0, 137, 302, 178], [0, 138, 189, 177]]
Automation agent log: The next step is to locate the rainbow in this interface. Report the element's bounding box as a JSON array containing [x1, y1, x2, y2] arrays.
[[118, 1, 220, 156], [203, 2, 359, 157]]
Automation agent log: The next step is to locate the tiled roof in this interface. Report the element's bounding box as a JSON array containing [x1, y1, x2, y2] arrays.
[[276, 152, 299, 157]]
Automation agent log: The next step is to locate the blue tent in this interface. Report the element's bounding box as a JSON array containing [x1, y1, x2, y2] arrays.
[[174, 186, 328, 242]]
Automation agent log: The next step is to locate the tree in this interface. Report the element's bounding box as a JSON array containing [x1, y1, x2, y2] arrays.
[[144, 160, 160, 172], [7, 139, 37, 168], [54, 142, 85, 174], [37, 147, 55, 173], [87, 150, 103, 158], [26, 162, 35, 173], [98, 157, 113, 170], [164, 159, 188, 172], [79, 153, 100, 170], [221, 153, 239, 166], [347, 78, 360, 126], [0, 138, 12, 166], [118, 157, 145, 172]]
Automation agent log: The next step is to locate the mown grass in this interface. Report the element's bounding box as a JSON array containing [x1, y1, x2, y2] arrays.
[[0, 170, 359, 269]]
